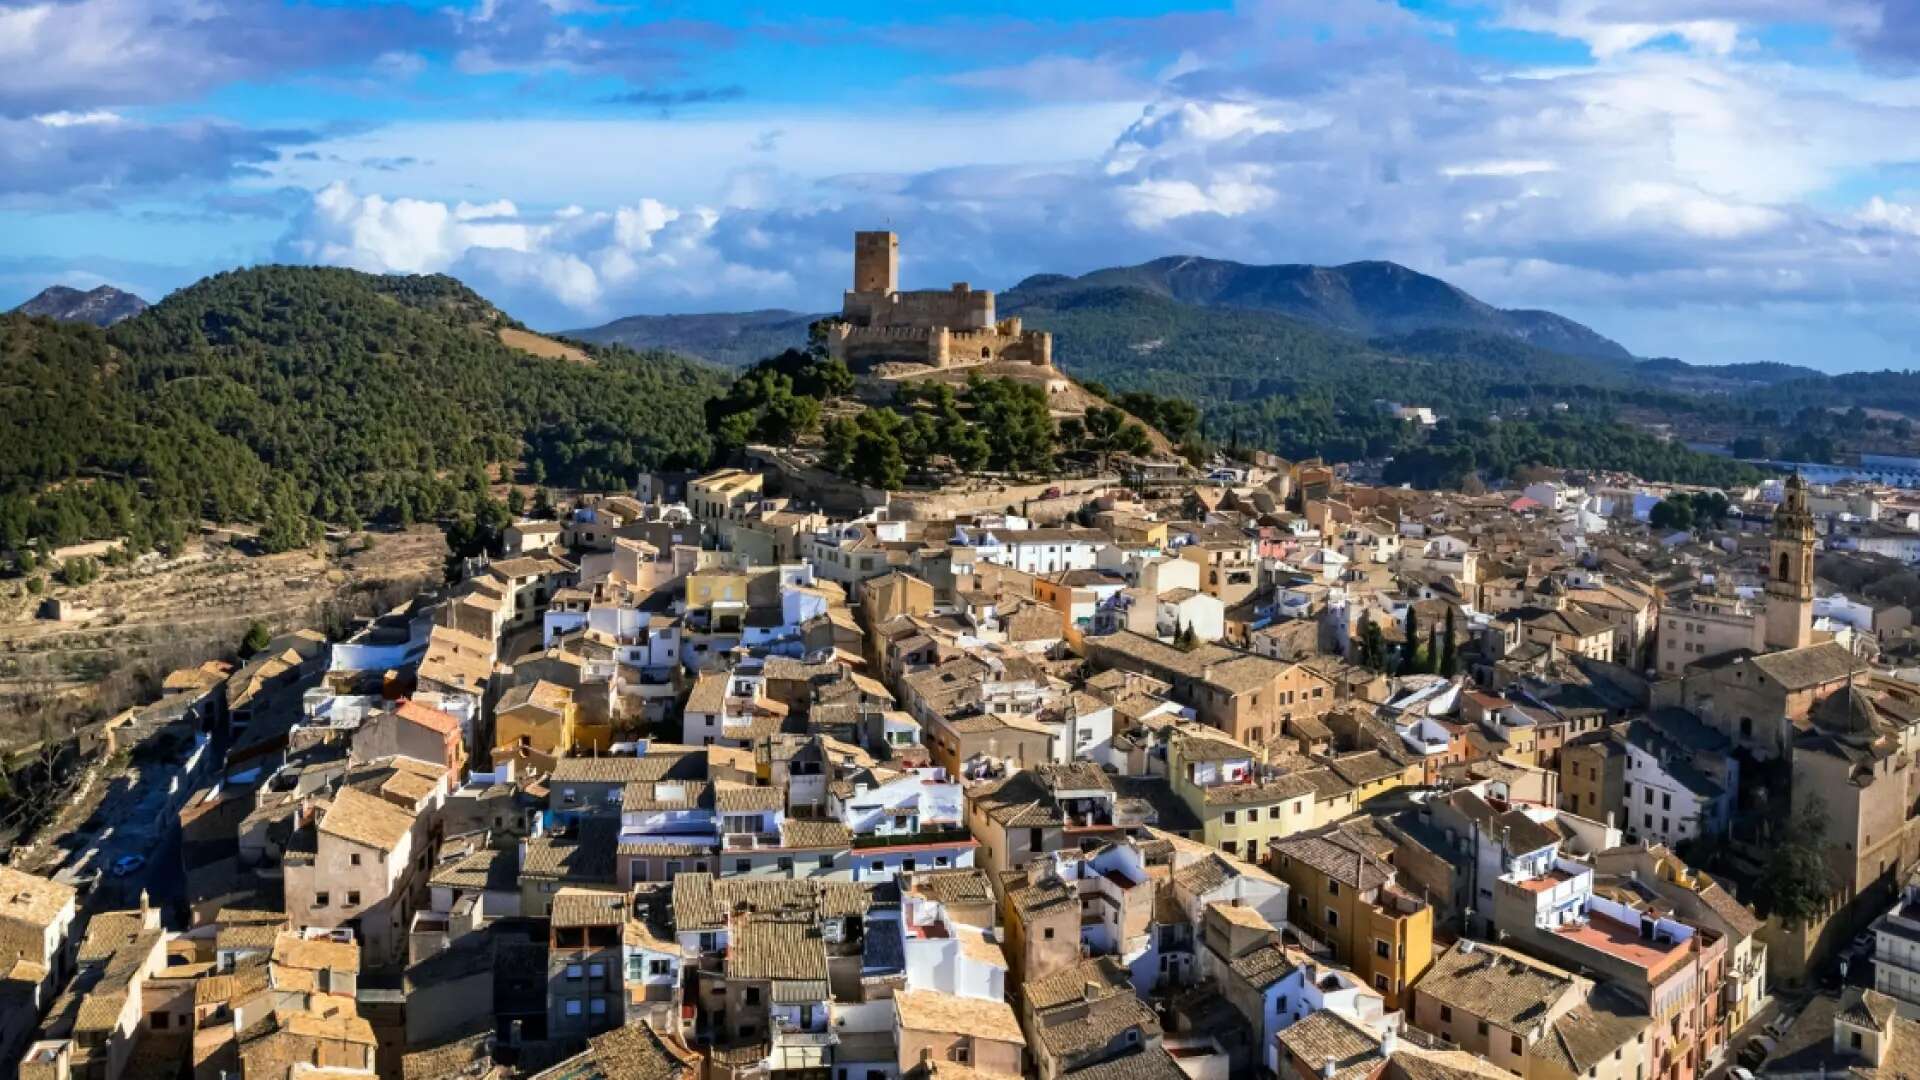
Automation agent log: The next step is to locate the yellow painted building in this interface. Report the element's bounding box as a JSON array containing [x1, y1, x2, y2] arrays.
[[1270, 823, 1433, 1008], [494, 680, 589, 756]]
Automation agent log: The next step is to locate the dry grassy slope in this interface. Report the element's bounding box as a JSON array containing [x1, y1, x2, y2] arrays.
[[498, 327, 592, 364], [0, 527, 447, 746]]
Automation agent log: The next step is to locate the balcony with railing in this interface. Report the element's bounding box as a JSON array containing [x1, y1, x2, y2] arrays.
[[723, 832, 785, 851]]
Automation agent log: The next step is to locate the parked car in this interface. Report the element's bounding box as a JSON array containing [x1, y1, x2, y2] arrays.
[[110, 853, 146, 878], [1738, 1036, 1777, 1070]]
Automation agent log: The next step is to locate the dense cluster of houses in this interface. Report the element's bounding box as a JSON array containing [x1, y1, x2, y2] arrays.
[[19, 461, 1920, 1080]]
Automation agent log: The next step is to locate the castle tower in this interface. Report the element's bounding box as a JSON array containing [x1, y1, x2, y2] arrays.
[[1764, 472, 1816, 651], [853, 230, 898, 295]]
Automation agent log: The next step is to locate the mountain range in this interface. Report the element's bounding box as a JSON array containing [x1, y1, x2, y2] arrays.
[[12, 284, 149, 327], [568, 255, 1643, 366]]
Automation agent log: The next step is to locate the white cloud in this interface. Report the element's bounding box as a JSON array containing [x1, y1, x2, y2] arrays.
[[1858, 195, 1920, 234], [34, 110, 122, 127], [286, 181, 795, 321]]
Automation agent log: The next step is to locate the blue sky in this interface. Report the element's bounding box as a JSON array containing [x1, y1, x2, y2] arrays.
[[6, 0, 1920, 371]]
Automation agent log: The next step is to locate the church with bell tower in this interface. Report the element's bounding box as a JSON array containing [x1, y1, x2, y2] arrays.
[[1764, 473, 1817, 651]]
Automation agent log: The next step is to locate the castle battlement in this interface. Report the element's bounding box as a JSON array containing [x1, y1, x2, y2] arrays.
[[825, 231, 1051, 373]]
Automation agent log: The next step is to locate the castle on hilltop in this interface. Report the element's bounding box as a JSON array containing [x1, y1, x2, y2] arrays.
[[823, 231, 1053, 372]]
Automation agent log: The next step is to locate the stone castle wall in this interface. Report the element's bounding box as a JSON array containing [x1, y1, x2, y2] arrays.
[[826, 320, 1050, 371], [843, 284, 993, 331], [829, 231, 1049, 372]]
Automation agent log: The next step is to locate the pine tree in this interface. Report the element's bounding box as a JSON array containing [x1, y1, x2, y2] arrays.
[[1440, 607, 1459, 677], [1402, 607, 1421, 675]]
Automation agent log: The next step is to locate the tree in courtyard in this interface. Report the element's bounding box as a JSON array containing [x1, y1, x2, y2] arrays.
[[1439, 606, 1459, 677], [1758, 795, 1837, 924]]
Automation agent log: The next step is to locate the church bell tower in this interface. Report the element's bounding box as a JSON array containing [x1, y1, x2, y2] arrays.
[[1764, 473, 1816, 651]]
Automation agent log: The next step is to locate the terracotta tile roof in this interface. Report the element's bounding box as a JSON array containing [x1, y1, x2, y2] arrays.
[[0, 867, 75, 940], [395, 699, 462, 737], [1415, 940, 1576, 1027], [906, 869, 996, 907], [550, 888, 628, 928], [894, 989, 1025, 1044], [1226, 941, 1299, 990], [500, 679, 573, 715], [1277, 1009, 1383, 1080], [1746, 641, 1860, 689], [727, 916, 828, 982], [715, 782, 784, 813], [319, 786, 416, 852], [270, 933, 360, 974], [1271, 824, 1397, 893], [779, 819, 852, 850], [1026, 954, 1135, 1012]]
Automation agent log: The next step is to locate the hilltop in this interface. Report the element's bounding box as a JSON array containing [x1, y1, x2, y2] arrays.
[[1009, 255, 1632, 362], [12, 284, 149, 327], [0, 266, 726, 556]]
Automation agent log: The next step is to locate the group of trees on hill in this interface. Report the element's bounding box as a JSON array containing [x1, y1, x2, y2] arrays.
[[0, 266, 724, 567], [1008, 284, 1767, 487], [705, 344, 1172, 491]]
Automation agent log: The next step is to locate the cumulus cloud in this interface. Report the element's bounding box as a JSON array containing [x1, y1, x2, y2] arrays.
[[283, 181, 797, 322]]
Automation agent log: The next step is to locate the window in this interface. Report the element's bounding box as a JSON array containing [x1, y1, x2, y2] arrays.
[[737, 860, 751, 873], [777, 857, 793, 872], [1478, 1022, 1489, 1037], [1269, 807, 1282, 820], [819, 855, 834, 870], [565, 999, 582, 1016], [590, 997, 608, 1016], [1375, 940, 1391, 959], [1440, 1005, 1453, 1023], [346, 891, 361, 906], [1043, 928, 1056, 940], [1326, 908, 1339, 928], [567, 964, 584, 980], [150, 1011, 169, 1029], [315, 891, 330, 907], [744, 987, 761, 1005], [1853, 1032, 1864, 1050], [1512, 1036, 1524, 1055], [649, 959, 671, 976], [1224, 811, 1237, 825], [902, 859, 916, 873], [350, 853, 361, 866], [954, 1046, 971, 1064], [1328, 881, 1339, 896], [1662, 793, 1672, 811], [1374, 973, 1389, 991], [588, 963, 605, 979]]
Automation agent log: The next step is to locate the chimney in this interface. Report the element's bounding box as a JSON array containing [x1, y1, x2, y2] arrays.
[[1323, 1057, 1337, 1078], [1381, 1028, 1397, 1057], [1084, 980, 1102, 1002]]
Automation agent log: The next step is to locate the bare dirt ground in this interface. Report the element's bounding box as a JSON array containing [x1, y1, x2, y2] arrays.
[[0, 525, 447, 751]]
